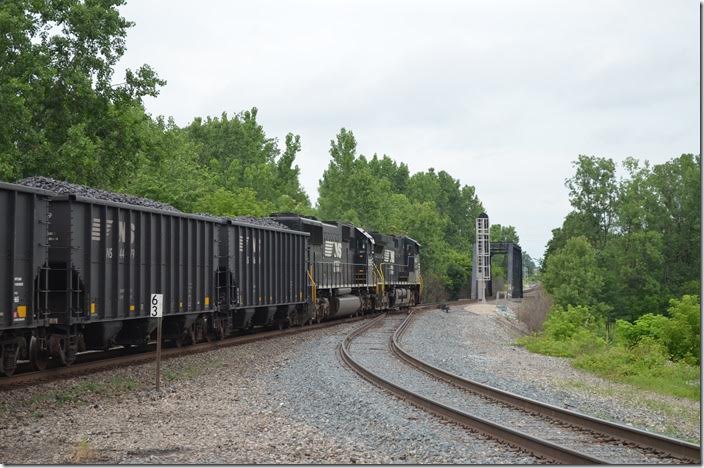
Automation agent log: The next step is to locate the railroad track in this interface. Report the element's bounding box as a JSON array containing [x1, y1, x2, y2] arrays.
[[0, 313, 378, 391], [0, 299, 473, 391], [340, 311, 701, 464]]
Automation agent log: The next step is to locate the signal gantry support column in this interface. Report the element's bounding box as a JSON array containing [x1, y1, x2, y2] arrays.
[[473, 213, 491, 303]]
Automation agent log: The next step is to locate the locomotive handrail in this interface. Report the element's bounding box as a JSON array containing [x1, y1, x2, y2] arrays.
[[307, 267, 317, 306], [374, 264, 385, 296]]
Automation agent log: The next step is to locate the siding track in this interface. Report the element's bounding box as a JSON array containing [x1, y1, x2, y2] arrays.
[[340, 312, 701, 464]]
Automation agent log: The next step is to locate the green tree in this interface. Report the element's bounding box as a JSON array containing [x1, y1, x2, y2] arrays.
[[122, 118, 213, 212], [0, 0, 165, 187], [600, 231, 664, 320], [182, 108, 310, 215], [543, 153, 699, 319], [317, 128, 488, 299], [643, 154, 700, 297], [318, 129, 397, 229], [194, 187, 269, 217], [541, 236, 605, 311], [368, 154, 410, 193], [490, 224, 519, 243], [543, 211, 598, 265], [522, 252, 537, 278], [565, 155, 618, 247]]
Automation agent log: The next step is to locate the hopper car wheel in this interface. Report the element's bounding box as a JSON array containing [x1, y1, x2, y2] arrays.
[[196, 317, 209, 343], [29, 336, 49, 371], [184, 325, 196, 346], [172, 335, 184, 348], [1, 343, 20, 377], [214, 321, 225, 340], [55, 337, 77, 367]]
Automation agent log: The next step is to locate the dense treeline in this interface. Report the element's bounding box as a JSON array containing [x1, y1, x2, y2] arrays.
[[122, 112, 312, 217], [0, 0, 510, 300], [0, 0, 310, 218], [542, 154, 700, 321], [316, 128, 485, 300], [523, 154, 701, 398]]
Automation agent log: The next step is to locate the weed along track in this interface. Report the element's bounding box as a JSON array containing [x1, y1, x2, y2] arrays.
[[340, 311, 701, 464]]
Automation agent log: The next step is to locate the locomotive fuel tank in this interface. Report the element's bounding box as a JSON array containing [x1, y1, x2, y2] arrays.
[[330, 294, 362, 317]]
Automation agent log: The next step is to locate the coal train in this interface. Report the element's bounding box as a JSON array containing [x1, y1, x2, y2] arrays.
[[0, 180, 421, 376]]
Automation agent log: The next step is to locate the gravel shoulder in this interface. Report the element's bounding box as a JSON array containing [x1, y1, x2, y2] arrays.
[[0, 317, 534, 464], [274, 314, 541, 464], [400, 303, 701, 443], [0, 323, 381, 464], [348, 315, 674, 464]]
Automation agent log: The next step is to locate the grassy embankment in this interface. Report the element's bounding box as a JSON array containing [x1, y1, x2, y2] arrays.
[[517, 291, 700, 400]]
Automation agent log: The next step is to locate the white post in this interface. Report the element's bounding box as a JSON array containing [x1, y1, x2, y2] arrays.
[[150, 293, 163, 391]]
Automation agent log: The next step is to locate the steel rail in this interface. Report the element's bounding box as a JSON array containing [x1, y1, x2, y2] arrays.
[[338, 313, 607, 464], [392, 310, 701, 463], [0, 298, 471, 390], [0, 313, 379, 391]]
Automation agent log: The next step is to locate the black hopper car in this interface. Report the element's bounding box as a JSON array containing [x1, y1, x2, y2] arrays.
[[0, 181, 421, 376]]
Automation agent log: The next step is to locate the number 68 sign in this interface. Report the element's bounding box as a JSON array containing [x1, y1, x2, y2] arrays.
[[150, 294, 163, 318]]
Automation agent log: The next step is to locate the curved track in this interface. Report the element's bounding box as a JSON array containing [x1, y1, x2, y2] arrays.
[[0, 314, 375, 391], [340, 311, 700, 464], [0, 299, 474, 392], [0, 299, 473, 389]]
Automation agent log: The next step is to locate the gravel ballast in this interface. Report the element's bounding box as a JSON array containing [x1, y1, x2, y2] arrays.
[[350, 315, 682, 464], [0, 319, 532, 464], [1, 306, 697, 464], [1, 324, 374, 464], [400, 303, 701, 443], [266, 317, 541, 464]]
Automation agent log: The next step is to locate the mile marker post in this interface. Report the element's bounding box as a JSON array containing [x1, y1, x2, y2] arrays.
[[150, 293, 163, 391]]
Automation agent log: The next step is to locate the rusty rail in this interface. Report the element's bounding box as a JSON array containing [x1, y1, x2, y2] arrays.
[[338, 313, 606, 464], [391, 311, 701, 463]]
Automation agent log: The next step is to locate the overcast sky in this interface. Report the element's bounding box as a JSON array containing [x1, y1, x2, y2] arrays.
[[116, 0, 699, 259]]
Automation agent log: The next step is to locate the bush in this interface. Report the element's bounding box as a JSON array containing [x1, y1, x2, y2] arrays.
[[614, 295, 700, 365], [542, 304, 604, 340], [574, 337, 700, 400], [664, 295, 700, 364], [518, 294, 701, 399], [614, 314, 669, 347], [518, 304, 607, 357]]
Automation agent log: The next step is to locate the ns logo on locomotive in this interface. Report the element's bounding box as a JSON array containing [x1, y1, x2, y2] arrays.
[[0, 181, 421, 376]]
